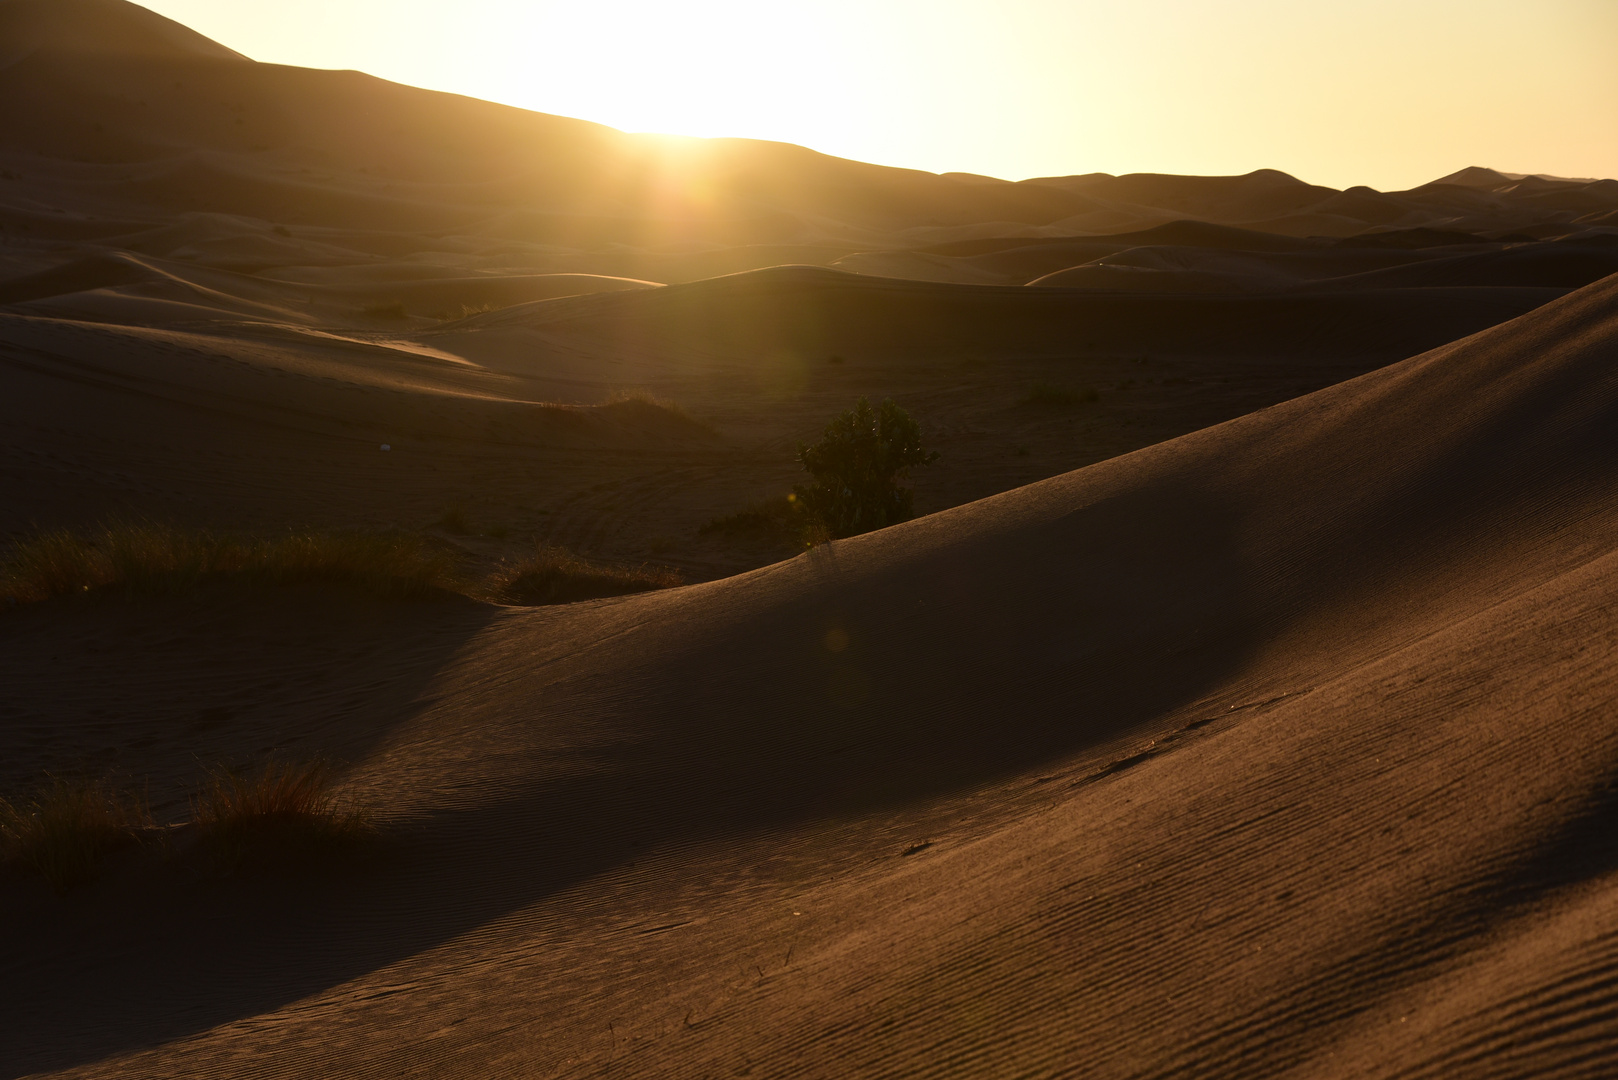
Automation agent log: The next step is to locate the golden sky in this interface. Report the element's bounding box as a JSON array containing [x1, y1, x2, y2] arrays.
[[139, 0, 1618, 191]]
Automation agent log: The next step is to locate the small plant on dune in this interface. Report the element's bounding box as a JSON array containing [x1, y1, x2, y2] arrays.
[[1024, 381, 1099, 407], [700, 505, 782, 539], [435, 302, 498, 322], [435, 504, 473, 535], [793, 397, 937, 541], [598, 389, 715, 432], [0, 522, 462, 606], [487, 545, 680, 605], [700, 495, 820, 547], [248, 530, 461, 597], [0, 778, 150, 892], [191, 759, 373, 873]]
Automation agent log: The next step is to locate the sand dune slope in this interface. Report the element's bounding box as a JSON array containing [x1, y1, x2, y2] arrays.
[[8, 263, 1618, 1077]]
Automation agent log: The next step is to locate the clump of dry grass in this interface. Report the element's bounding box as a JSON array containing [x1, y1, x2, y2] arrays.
[[435, 504, 473, 535], [602, 388, 683, 412], [700, 494, 824, 547], [0, 778, 150, 892], [488, 545, 681, 605], [599, 389, 716, 434], [191, 759, 373, 872], [0, 522, 462, 606], [360, 300, 409, 320], [435, 301, 498, 321]]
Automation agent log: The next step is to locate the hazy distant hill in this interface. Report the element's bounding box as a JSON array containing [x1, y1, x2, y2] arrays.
[[1, 0, 1615, 264]]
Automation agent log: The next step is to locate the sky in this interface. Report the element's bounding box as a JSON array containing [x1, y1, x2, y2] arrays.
[[138, 0, 1618, 191]]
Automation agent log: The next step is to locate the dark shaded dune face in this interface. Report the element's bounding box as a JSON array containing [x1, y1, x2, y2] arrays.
[[1026, 242, 1618, 294], [475, 264, 1561, 364]]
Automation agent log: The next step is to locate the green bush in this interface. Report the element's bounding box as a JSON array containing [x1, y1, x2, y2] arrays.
[[794, 397, 937, 540]]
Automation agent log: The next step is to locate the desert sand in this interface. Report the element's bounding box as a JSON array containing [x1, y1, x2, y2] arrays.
[[5, 1, 1618, 1077]]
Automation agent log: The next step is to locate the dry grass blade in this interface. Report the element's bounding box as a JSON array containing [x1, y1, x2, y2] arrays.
[[0, 778, 150, 892], [488, 545, 681, 605], [247, 531, 460, 596], [191, 759, 373, 872], [0, 529, 114, 602], [0, 522, 462, 606]]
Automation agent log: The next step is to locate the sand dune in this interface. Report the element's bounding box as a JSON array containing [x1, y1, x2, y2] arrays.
[[5, 2, 1618, 1076], [6, 245, 1617, 1080]]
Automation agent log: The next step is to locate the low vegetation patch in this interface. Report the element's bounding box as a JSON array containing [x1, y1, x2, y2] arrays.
[[599, 389, 715, 434], [700, 495, 796, 538], [1, 761, 376, 888], [361, 300, 409, 320], [488, 545, 681, 605], [435, 302, 498, 322], [435, 504, 473, 535], [701, 495, 823, 547], [191, 759, 373, 873], [0, 778, 150, 893], [0, 522, 462, 605], [1024, 381, 1100, 407]]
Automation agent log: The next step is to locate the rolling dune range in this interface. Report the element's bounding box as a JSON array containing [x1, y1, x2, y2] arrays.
[[4, 0, 1618, 578], [5, 2, 1618, 1077]]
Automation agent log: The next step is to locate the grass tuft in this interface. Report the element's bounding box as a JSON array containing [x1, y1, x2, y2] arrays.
[[701, 494, 829, 549], [191, 759, 373, 873], [434, 302, 499, 321], [0, 778, 150, 892], [1024, 381, 1100, 407], [701, 495, 798, 539], [488, 545, 680, 605], [598, 389, 716, 433], [435, 505, 473, 535], [0, 522, 462, 606]]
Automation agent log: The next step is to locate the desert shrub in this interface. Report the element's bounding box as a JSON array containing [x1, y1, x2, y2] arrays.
[[0, 522, 461, 605], [488, 545, 680, 605], [191, 759, 372, 872], [1025, 381, 1099, 407], [0, 778, 150, 892], [793, 397, 937, 540]]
